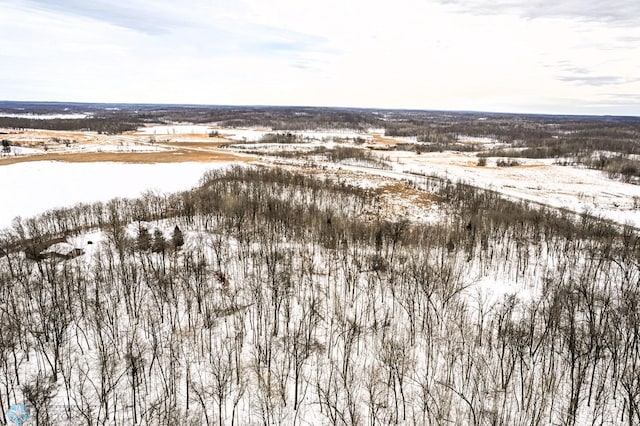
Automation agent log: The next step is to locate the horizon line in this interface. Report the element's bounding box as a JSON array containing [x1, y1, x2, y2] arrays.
[[1, 99, 638, 120]]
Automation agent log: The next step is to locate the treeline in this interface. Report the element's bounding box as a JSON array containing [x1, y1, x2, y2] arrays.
[[0, 115, 143, 134], [394, 142, 479, 153], [582, 154, 640, 183], [240, 146, 390, 169], [259, 132, 304, 144], [479, 134, 640, 160], [383, 116, 556, 143], [135, 106, 379, 131]]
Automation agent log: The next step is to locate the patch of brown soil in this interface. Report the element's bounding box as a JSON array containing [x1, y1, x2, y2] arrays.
[[513, 163, 546, 169], [371, 134, 400, 146], [377, 182, 443, 206]]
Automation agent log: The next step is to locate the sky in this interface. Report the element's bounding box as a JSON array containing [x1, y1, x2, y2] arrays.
[[1, 0, 639, 116]]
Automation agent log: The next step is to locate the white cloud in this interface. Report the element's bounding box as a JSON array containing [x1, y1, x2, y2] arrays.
[[0, 0, 638, 115], [437, 0, 640, 27]]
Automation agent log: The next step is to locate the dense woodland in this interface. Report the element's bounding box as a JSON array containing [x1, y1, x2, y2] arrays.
[[1, 165, 639, 425]]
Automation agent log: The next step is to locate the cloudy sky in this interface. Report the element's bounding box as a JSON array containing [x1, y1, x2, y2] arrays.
[[1, 0, 639, 115]]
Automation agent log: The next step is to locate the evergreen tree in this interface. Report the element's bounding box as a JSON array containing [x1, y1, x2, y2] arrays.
[[136, 226, 151, 251], [151, 229, 166, 254], [172, 225, 184, 249]]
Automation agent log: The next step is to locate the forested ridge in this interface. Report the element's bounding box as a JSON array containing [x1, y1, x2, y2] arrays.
[[1, 166, 639, 425]]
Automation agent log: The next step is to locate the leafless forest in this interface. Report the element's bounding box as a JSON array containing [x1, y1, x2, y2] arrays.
[[1, 163, 639, 425]]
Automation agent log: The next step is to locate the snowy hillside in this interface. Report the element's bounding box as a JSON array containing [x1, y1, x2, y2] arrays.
[[1, 166, 638, 425]]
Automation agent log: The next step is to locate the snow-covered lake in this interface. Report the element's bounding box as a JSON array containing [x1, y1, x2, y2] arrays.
[[0, 161, 227, 229]]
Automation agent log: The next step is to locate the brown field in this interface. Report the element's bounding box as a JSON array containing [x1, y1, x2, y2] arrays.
[[0, 127, 253, 164], [0, 149, 250, 165], [371, 134, 400, 146], [1, 129, 100, 147]]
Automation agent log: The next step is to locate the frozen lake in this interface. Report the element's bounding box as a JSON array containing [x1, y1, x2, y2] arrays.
[[0, 161, 227, 229]]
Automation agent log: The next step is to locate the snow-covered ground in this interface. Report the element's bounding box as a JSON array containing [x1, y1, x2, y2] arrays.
[[220, 128, 271, 141], [229, 142, 326, 152], [220, 128, 372, 142], [457, 135, 501, 144], [2, 146, 43, 155], [296, 130, 371, 140], [0, 161, 230, 229], [457, 134, 504, 148], [133, 125, 358, 143], [386, 151, 640, 227]]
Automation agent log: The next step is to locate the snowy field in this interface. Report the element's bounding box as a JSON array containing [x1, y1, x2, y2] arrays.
[[0, 161, 229, 229], [2, 146, 42, 155], [220, 128, 271, 141], [136, 125, 374, 143], [221, 128, 374, 143], [386, 151, 640, 227]]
